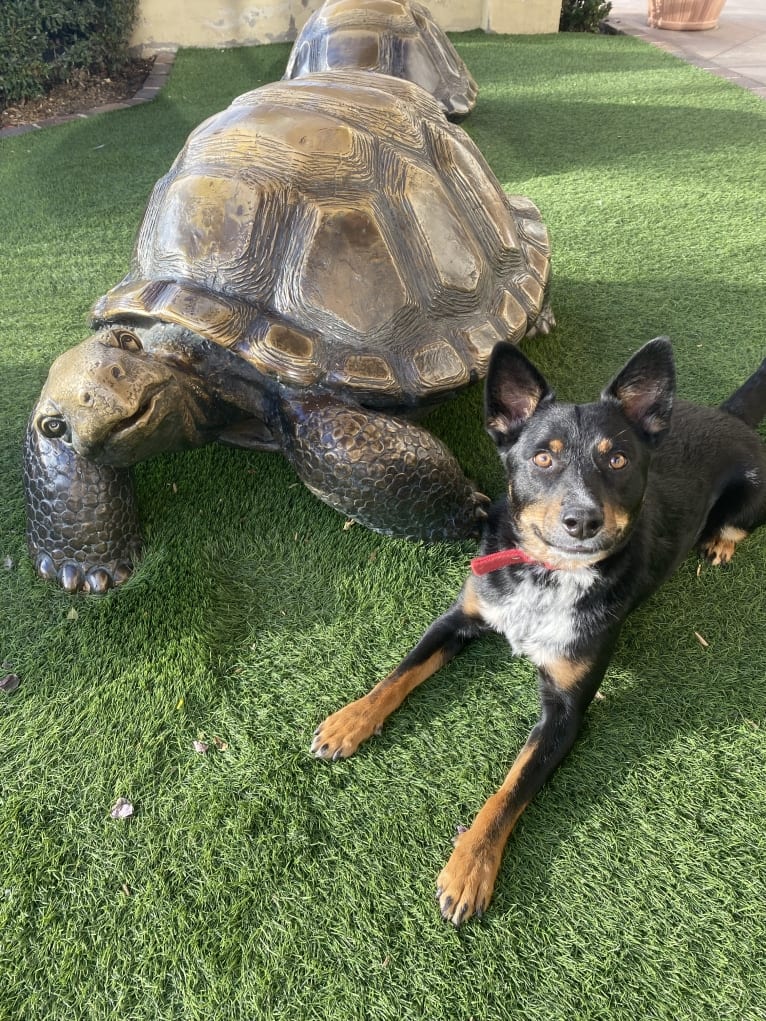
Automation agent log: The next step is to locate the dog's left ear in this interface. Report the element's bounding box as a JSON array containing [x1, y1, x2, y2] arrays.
[[485, 341, 553, 446], [601, 337, 676, 443]]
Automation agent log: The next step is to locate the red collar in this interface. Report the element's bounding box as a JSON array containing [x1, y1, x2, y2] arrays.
[[470, 547, 557, 576]]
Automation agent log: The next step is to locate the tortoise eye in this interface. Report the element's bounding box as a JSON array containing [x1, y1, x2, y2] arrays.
[[532, 451, 554, 469], [609, 453, 628, 470], [40, 416, 68, 440], [110, 329, 142, 352]]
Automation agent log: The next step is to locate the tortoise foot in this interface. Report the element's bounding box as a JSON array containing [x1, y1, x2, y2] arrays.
[[35, 552, 133, 593], [24, 409, 142, 593], [282, 395, 489, 540], [526, 300, 556, 339]]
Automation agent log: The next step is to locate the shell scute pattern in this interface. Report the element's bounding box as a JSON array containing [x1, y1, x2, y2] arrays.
[[94, 72, 551, 404], [284, 0, 478, 119]]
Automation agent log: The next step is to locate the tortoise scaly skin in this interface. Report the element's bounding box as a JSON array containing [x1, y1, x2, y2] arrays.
[[25, 70, 553, 592]]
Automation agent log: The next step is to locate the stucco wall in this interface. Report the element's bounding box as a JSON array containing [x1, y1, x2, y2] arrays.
[[130, 0, 560, 53]]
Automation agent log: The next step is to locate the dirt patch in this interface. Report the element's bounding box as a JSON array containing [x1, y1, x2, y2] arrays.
[[0, 58, 154, 130]]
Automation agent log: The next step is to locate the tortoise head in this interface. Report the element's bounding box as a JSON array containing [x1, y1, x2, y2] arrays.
[[34, 326, 210, 466]]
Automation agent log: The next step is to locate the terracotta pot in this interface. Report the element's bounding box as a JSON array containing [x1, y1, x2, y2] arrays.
[[647, 0, 727, 30]]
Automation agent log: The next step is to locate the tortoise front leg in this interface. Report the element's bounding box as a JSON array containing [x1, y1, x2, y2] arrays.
[[23, 409, 141, 593], [280, 395, 488, 541]]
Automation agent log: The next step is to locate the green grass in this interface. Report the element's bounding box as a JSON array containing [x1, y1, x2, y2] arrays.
[[1, 31, 766, 1021]]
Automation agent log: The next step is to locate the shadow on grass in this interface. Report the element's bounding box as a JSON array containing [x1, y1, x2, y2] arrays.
[[468, 95, 766, 181]]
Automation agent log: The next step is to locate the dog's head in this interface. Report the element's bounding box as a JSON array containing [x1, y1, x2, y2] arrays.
[[485, 338, 676, 568]]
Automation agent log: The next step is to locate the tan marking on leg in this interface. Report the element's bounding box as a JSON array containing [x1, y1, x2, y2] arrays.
[[702, 526, 749, 566], [544, 657, 592, 692], [311, 649, 447, 760], [437, 739, 538, 924], [461, 575, 485, 621], [721, 526, 748, 542]]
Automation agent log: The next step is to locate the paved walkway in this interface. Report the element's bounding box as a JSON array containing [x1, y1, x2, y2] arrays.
[[606, 0, 766, 97]]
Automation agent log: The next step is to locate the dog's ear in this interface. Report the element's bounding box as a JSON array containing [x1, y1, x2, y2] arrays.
[[485, 342, 553, 446], [601, 337, 675, 443]]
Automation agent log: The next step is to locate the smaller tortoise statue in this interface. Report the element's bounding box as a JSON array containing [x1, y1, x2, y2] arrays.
[[24, 71, 553, 593], [285, 0, 478, 119]]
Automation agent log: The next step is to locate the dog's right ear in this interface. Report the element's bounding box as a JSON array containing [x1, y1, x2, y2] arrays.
[[485, 342, 553, 447]]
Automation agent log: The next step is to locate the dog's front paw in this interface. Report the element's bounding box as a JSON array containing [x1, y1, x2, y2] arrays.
[[311, 697, 383, 760], [436, 829, 502, 925]]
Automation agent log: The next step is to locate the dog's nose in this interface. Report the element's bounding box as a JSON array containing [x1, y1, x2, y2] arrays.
[[560, 502, 604, 540]]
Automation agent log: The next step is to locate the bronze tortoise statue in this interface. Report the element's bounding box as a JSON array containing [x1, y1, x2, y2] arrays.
[[285, 0, 478, 119], [24, 70, 553, 593]]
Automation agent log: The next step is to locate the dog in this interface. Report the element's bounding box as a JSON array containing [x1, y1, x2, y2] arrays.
[[311, 337, 766, 925]]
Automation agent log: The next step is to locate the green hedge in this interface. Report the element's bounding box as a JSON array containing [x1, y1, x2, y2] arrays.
[[560, 0, 613, 31], [0, 0, 139, 107]]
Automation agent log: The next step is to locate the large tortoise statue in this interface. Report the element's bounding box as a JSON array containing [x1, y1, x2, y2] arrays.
[[24, 70, 553, 593], [285, 0, 478, 119]]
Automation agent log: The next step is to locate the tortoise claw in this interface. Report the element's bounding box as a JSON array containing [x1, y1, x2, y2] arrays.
[[60, 562, 85, 593], [35, 552, 58, 583], [85, 568, 114, 594], [33, 553, 133, 593]]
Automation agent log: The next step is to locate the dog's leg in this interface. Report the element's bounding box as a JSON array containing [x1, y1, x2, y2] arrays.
[[700, 465, 766, 566], [436, 649, 613, 925], [311, 583, 486, 760]]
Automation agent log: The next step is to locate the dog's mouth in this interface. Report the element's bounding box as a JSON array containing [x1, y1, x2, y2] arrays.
[[531, 526, 618, 566]]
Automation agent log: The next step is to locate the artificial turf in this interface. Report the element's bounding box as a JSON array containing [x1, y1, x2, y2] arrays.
[[1, 30, 765, 1021]]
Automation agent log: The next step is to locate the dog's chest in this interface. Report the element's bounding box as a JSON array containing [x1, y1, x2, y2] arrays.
[[476, 568, 597, 666]]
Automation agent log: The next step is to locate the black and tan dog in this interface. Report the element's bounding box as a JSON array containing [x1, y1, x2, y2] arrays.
[[312, 337, 766, 924]]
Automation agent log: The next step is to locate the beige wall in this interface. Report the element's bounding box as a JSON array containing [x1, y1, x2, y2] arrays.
[[130, 0, 560, 53]]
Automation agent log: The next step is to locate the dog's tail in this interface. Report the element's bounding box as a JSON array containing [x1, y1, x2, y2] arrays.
[[721, 357, 766, 428]]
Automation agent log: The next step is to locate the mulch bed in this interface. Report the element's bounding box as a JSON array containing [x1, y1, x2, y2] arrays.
[[0, 58, 154, 130]]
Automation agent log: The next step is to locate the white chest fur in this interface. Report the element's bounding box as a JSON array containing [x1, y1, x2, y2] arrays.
[[476, 568, 597, 667]]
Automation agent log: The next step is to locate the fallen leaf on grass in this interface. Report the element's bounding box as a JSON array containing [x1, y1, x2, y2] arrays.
[[193, 740, 209, 754], [213, 736, 229, 752], [3, 556, 14, 571], [452, 823, 468, 846], [694, 631, 709, 648], [67, 607, 78, 621], [0, 674, 20, 694], [110, 798, 134, 820], [343, 519, 355, 531]]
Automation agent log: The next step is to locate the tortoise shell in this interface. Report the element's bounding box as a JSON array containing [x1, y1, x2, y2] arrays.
[[284, 0, 478, 119], [92, 71, 551, 409]]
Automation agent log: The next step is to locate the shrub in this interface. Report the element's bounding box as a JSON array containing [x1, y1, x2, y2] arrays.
[[560, 0, 613, 32], [0, 0, 139, 107]]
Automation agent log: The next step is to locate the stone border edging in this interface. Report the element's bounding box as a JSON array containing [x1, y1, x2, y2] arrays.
[[0, 50, 177, 139]]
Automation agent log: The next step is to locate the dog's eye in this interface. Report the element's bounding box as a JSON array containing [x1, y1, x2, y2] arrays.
[[609, 453, 628, 470], [532, 451, 554, 469]]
